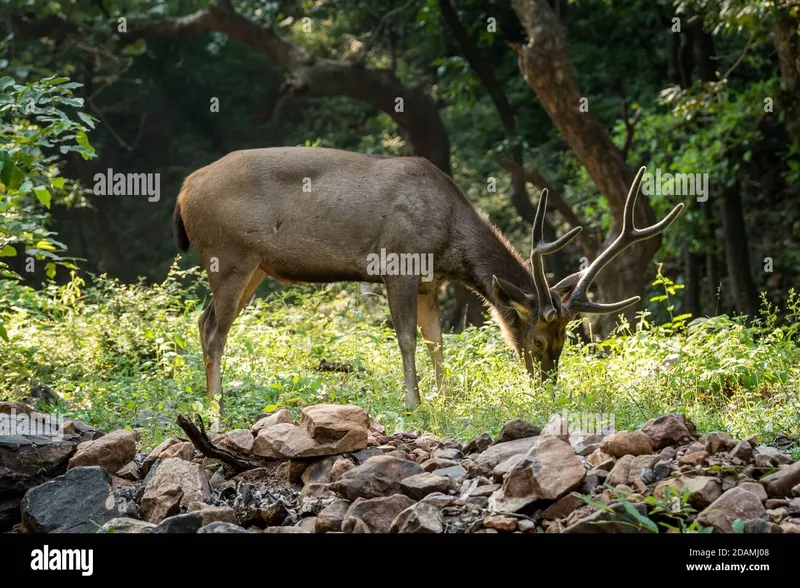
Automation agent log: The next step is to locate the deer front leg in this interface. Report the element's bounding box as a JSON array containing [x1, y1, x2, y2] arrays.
[[417, 288, 448, 398], [385, 276, 421, 410]]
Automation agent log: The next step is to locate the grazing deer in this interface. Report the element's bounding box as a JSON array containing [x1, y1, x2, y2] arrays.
[[172, 148, 683, 412]]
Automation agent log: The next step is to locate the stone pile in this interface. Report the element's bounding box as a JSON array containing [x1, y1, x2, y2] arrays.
[[3, 401, 799, 534]]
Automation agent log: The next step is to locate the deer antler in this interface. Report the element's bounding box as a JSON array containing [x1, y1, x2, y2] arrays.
[[562, 166, 684, 316], [530, 189, 582, 322]]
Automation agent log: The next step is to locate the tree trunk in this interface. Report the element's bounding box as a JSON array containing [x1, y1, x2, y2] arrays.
[[773, 6, 800, 150], [683, 250, 702, 319], [721, 187, 760, 318], [511, 0, 666, 336]]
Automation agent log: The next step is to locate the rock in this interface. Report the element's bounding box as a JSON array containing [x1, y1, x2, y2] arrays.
[[493, 454, 527, 481], [468, 484, 501, 498], [298, 483, 337, 514], [564, 501, 652, 533], [600, 431, 652, 458], [705, 432, 736, 455], [330, 457, 355, 481], [760, 462, 800, 498], [252, 408, 296, 433], [401, 472, 452, 500], [331, 455, 423, 500], [186, 503, 237, 525], [627, 455, 659, 485], [494, 419, 540, 445], [542, 493, 585, 520], [463, 433, 493, 455], [580, 474, 602, 494], [679, 451, 708, 466], [140, 438, 181, 475], [0, 433, 79, 529], [253, 404, 369, 459], [421, 458, 457, 472], [67, 429, 136, 474], [697, 487, 769, 533], [488, 437, 585, 513], [586, 449, 612, 468], [218, 429, 254, 454], [653, 460, 672, 482], [655, 476, 721, 509], [198, 522, 248, 533], [98, 517, 156, 533], [140, 482, 183, 523], [781, 521, 800, 533], [474, 436, 539, 471], [482, 514, 518, 532], [754, 445, 793, 466], [341, 494, 416, 533], [152, 512, 205, 534], [301, 457, 338, 486], [607, 455, 635, 487], [390, 502, 443, 533], [754, 454, 773, 468], [743, 519, 774, 534], [295, 516, 318, 532], [159, 441, 195, 461], [569, 432, 604, 456], [21, 466, 128, 533], [303, 403, 370, 447], [316, 499, 351, 533], [263, 526, 312, 533], [639, 413, 697, 450], [793, 484, 800, 498], [140, 457, 211, 522], [738, 481, 768, 503], [433, 447, 461, 461], [540, 414, 569, 442], [766, 498, 789, 511], [730, 440, 753, 462], [430, 464, 467, 479], [350, 447, 384, 465], [115, 461, 141, 481]]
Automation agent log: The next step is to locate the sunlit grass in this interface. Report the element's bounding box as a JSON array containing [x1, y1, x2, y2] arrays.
[[1, 262, 798, 453]]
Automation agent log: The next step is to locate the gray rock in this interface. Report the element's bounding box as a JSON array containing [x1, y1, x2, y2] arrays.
[[152, 512, 205, 533], [494, 419, 541, 445], [198, 521, 248, 533], [21, 466, 128, 533], [331, 455, 423, 500], [98, 517, 156, 533]]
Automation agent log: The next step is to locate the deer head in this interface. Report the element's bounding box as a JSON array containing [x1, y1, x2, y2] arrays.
[[492, 166, 684, 378]]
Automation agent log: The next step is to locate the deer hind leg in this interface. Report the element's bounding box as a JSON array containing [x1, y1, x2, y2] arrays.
[[201, 256, 262, 417], [417, 288, 448, 398], [385, 276, 421, 410]]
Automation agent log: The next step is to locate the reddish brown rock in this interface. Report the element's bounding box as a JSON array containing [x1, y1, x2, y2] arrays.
[[697, 487, 768, 533], [67, 429, 136, 474], [600, 431, 652, 458], [341, 495, 416, 533], [488, 437, 585, 512]]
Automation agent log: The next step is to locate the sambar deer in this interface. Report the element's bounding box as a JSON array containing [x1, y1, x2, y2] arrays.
[[172, 148, 683, 412]]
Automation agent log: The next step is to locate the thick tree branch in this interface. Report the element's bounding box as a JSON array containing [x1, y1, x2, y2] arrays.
[[7, 0, 451, 173], [491, 156, 598, 257]]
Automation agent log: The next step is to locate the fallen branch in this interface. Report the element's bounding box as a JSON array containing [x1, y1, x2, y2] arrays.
[[176, 414, 270, 471]]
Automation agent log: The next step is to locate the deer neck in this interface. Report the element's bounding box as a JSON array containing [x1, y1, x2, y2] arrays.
[[453, 215, 535, 309]]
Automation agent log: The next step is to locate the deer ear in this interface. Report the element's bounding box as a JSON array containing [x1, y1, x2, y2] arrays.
[[492, 276, 533, 319], [550, 270, 582, 303]]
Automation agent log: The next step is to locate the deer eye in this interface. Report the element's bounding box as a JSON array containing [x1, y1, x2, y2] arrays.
[[534, 338, 546, 349]]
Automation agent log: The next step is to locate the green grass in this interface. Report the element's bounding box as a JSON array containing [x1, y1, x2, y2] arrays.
[[1, 261, 799, 454]]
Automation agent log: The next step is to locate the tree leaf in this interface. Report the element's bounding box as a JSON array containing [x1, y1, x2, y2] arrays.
[[33, 186, 52, 209]]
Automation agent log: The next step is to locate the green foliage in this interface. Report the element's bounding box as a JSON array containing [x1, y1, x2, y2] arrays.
[[0, 74, 97, 338], [1, 261, 797, 452]]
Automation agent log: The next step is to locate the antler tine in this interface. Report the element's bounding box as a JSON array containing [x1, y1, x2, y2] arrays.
[[562, 166, 684, 315], [530, 189, 583, 322]]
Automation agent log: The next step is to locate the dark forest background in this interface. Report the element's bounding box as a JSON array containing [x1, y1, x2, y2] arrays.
[[2, 0, 798, 337]]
